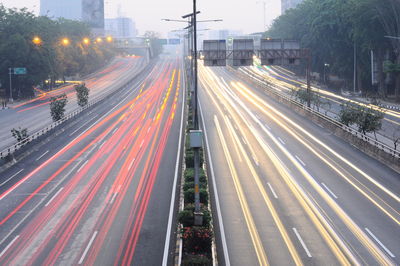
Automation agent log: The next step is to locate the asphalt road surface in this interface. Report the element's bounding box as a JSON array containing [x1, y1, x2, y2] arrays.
[[0, 56, 146, 152], [198, 62, 400, 265], [0, 57, 184, 265]]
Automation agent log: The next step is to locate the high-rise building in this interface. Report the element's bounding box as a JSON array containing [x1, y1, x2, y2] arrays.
[[40, 0, 104, 33], [105, 18, 137, 38], [40, 0, 82, 20], [281, 0, 304, 14]]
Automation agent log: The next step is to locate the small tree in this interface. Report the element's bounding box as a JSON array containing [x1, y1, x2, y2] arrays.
[[11, 127, 28, 143], [355, 106, 384, 138], [50, 93, 68, 122], [393, 125, 400, 151], [338, 102, 358, 126], [75, 83, 89, 107]]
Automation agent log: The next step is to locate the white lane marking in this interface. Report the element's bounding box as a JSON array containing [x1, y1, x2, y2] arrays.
[[252, 155, 259, 166], [321, 183, 338, 199], [278, 137, 286, 145], [267, 183, 278, 199], [140, 140, 144, 148], [36, 150, 49, 161], [0, 169, 24, 187], [255, 114, 261, 120], [109, 193, 118, 204], [162, 69, 186, 266], [241, 137, 247, 145], [293, 228, 312, 257], [128, 158, 136, 171], [78, 231, 98, 264], [112, 127, 118, 134], [264, 124, 271, 130], [295, 155, 306, 167], [0, 235, 19, 258], [198, 102, 231, 265], [98, 141, 106, 150], [77, 160, 88, 173], [365, 228, 395, 258], [45, 187, 64, 207]]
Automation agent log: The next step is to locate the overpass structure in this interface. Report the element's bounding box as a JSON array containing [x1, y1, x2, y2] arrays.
[[114, 37, 153, 61]]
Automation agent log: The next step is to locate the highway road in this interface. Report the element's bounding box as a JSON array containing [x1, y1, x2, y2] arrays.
[[198, 62, 400, 265], [238, 64, 400, 148], [0, 56, 147, 152], [0, 57, 184, 265]]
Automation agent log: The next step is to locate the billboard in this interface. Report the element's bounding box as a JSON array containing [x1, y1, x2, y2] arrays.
[[203, 40, 226, 66], [82, 0, 104, 28], [232, 39, 254, 66]]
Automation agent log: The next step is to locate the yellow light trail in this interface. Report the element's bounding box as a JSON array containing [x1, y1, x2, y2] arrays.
[[200, 67, 354, 264], [214, 115, 269, 266], [229, 81, 396, 265]]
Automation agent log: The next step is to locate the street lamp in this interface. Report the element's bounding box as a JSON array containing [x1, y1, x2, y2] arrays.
[[61, 38, 70, 46], [106, 36, 113, 43], [96, 37, 103, 43], [32, 36, 42, 45], [83, 37, 90, 45], [323, 63, 330, 85]]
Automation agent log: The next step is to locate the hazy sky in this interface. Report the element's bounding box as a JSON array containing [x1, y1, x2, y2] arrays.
[[0, 0, 281, 37]]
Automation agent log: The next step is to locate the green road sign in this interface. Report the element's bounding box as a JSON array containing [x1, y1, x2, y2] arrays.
[[14, 68, 27, 75]]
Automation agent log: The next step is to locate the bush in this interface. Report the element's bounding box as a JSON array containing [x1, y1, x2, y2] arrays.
[[11, 127, 28, 143], [181, 226, 213, 254], [180, 204, 212, 228], [184, 168, 206, 183], [182, 254, 212, 266], [75, 83, 90, 107], [50, 93, 68, 121], [184, 188, 209, 206], [184, 181, 207, 191]]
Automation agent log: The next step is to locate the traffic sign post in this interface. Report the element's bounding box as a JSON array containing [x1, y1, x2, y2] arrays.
[[8, 67, 27, 102]]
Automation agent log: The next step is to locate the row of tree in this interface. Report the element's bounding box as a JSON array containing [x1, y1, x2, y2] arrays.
[[0, 5, 115, 99], [266, 0, 400, 100]]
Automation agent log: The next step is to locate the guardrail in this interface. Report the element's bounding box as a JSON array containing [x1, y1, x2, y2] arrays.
[[228, 66, 400, 160], [0, 63, 150, 160]]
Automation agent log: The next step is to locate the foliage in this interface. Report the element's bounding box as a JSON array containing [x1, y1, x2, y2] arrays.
[[181, 226, 213, 254], [50, 93, 68, 121], [383, 61, 400, 73], [266, 0, 399, 95], [179, 205, 211, 228], [75, 82, 90, 107], [338, 101, 384, 136], [184, 168, 207, 183], [0, 5, 115, 100], [184, 188, 209, 206], [182, 254, 212, 266], [11, 127, 28, 142]]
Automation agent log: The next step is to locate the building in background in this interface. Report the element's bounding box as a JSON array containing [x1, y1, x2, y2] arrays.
[[281, 0, 304, 14], [208, 29, 242, 41], [40, 0, 104, 34], [105, 17, 137, 38], [40, 0, 82, 20]]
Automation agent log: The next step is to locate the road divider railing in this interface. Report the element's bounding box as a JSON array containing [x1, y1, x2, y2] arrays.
[[227, 66, 400, 162], [0, 62, 151, 161]]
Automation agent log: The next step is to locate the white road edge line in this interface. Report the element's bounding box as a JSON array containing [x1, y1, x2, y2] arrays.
[[321, 182, 338, 199], [77, 160, 88, 173], [295, 155, 306, 166], [78, 231, 98, 264], [199, 101, 231, 265], [45, 187, 64, 207], [267, 182, 278, 199], [365, 228, 395, 258], [293, 228, 312, 258], [0, 169, 24, 187], [162, 70, 185, 266], [0, 235, 19, 258], [36, 150, 49, 161]]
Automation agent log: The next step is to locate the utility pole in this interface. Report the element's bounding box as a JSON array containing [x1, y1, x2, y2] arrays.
[[8, 68, 13, 103], [353, 42, 357, 93], [257, 1, 267, 32]]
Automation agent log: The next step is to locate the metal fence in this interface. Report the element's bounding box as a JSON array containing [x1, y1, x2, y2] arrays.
[[228, 66, 400, 160], [0, 64, 148, 160]]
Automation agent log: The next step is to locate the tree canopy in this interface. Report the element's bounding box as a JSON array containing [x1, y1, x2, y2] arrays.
[[266, 0, 400, 99], [0, 5, 115, 99]]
